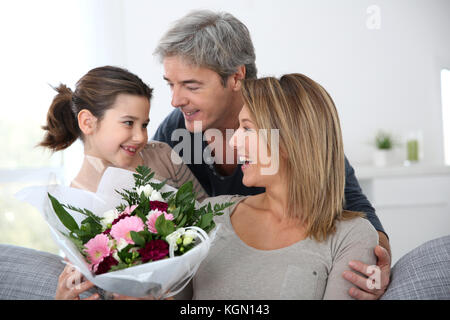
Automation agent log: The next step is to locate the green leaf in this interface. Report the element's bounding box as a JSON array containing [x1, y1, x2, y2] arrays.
[[130, 231, 146, 247], [161, 191, 174, 200], [139, 230, 152, 242], [175, 181, 193, 203], [118, 244, 134, 262], [48, 193, 79, 232], [197, 212, 213, 230], [170, 207, 181, 220], [134, 208, 147, 223], [177, 214, 188, 228], [155, 214, 175, 237]]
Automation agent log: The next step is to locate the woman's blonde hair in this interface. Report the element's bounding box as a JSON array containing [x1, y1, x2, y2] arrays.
[[241, 73, 363, 242]]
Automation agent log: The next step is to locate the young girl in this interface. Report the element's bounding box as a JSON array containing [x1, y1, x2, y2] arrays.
[[39, 65, 206, 197], [39, 65, 206, 299]]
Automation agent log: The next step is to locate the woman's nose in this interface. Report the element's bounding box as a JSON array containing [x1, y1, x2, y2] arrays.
[[229, 129, 240, 149]]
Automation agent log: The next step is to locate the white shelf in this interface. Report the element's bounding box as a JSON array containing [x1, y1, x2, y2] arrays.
[[354, 164, 450, 180]]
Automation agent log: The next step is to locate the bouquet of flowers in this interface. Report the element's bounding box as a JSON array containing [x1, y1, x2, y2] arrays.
[[16, 166, 232, 298]]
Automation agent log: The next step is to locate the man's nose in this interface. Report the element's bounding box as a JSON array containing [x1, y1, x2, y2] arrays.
[[171, 87, 188, 108]]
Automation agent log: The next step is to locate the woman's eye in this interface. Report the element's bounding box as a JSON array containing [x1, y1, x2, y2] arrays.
[[243, 126, 251, 132], [124, 121, 133, 126]]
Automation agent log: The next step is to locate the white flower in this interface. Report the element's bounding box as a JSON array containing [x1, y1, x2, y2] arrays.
[[113, 250, 121, 263], [108, 239, 115, 250], [149, 189, 164, 202], [137, 184, 154, 198], [100, 209, 119, 229], [166, 228, 186, 251], [116, 238, 129, 252], [183, 229, 199, 246]]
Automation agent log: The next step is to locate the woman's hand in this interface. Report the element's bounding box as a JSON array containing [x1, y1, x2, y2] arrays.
[[55, 260, 99, 300]]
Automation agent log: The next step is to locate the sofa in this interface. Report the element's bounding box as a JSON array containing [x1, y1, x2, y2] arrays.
[[1, 235, 449, 300]]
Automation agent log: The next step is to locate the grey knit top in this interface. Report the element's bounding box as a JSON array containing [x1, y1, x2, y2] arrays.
[[190, 195, 378, 300]]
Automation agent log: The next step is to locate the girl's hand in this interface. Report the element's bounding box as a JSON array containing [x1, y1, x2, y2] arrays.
[[55, 260, 99, 300]]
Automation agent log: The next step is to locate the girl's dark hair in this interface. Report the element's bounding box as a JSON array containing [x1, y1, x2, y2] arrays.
[[39, 65, 153, 151]]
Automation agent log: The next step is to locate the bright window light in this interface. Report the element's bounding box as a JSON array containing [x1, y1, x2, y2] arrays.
[[442, 69, 450, 165]]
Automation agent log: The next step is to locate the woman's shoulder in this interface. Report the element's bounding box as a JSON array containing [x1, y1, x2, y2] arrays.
[[331, 216, 379, 247]]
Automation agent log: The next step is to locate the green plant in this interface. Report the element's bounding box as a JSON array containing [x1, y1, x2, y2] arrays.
[[375, 131, 394, 150]]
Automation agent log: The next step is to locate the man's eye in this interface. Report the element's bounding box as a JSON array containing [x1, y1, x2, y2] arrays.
[[187, 87, 199, 91], [143, 123, 149, 129]]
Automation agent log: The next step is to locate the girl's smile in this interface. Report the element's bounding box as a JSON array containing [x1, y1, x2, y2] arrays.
[[85, 93, 150, 170]]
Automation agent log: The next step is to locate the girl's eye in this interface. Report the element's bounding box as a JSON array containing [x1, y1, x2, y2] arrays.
[[243, 126, 252, 132]]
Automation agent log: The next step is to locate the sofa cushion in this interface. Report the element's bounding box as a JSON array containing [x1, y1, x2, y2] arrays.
[[0, 244, 65, 299], [381, 235, 450, 300]]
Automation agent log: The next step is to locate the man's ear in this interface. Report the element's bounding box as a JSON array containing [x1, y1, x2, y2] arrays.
[[230, 65, 246, 91], [77, 109, 97, 135]]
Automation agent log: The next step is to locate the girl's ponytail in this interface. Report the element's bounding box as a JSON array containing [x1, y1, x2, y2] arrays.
[[39, 84, 81, 151]]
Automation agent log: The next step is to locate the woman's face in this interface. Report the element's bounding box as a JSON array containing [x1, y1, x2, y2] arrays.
[[86, 93, 150, 170], [229, 105, 281, 187]]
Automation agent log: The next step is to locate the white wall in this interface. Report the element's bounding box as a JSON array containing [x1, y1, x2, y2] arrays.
[[119, 0, 450, 166]]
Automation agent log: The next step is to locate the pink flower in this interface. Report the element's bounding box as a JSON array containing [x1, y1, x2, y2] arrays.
[[146, 210, 174, 234], [110, 216, 145, 244], [84, 234, 111, 268], [121, 205, 138, 216]]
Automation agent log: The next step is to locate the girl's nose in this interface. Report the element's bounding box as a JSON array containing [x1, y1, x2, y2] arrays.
[[133, 127, 147, 144]]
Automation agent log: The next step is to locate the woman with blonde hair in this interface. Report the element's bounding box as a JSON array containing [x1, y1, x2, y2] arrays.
[[188, 73, 378, 299]]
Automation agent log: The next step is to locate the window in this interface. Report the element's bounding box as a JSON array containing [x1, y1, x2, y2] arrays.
[[0, 1, 94, 253], [442, 69, 450, 165]]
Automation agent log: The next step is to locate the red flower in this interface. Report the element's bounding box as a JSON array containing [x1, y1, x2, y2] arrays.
[[138, 240, 169, 263], [149, 200, 168, 213], [94, 254, 119, 275]]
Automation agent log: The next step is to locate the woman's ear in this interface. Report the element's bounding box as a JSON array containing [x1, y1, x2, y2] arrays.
[[77, 109, 97, 135], [230, 65, 246, 92], [279, 145, 288, 160]]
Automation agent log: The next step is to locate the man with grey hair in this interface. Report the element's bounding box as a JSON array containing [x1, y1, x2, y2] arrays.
[[152, 9, 391, 300]]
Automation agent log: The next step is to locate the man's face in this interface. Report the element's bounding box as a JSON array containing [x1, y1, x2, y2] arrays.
[[163, 55, 238, 133]]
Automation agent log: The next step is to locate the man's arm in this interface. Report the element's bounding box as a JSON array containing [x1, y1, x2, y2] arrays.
[[343, 157, 391, 299], [344, 157, 390, 251]]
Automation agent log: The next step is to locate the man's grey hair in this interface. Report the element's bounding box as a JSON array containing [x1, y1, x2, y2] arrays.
[[154, 10, 257, 86]]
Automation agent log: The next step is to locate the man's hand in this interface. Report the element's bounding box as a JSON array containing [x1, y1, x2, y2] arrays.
[[342, 245, 391, 300]]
